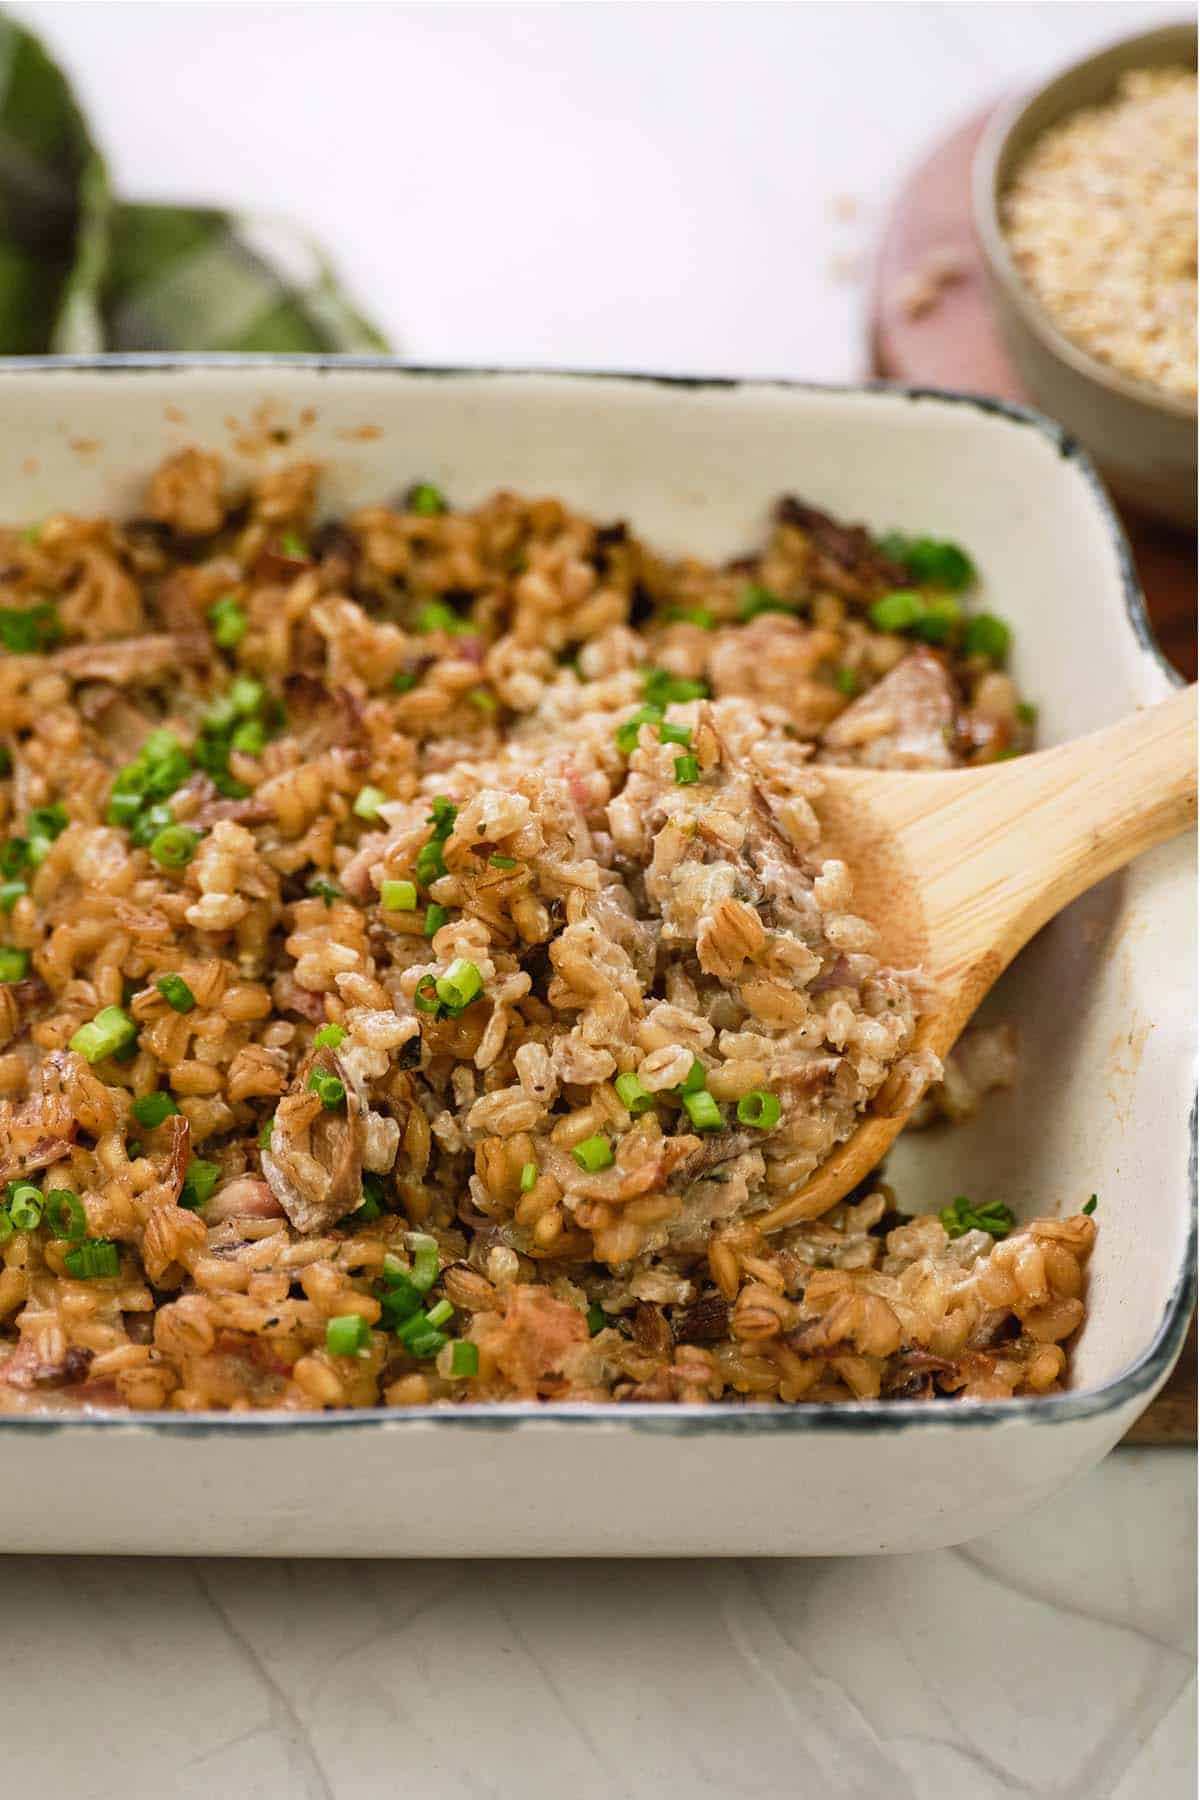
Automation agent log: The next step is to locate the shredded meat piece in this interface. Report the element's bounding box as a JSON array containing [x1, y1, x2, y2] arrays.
[[49, 634, 209, 685], [820, 648, 959, 769], [261, 1045, 364, 1232]]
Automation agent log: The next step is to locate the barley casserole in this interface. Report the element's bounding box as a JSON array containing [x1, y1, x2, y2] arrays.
[[0, 451, 1096, 1411]]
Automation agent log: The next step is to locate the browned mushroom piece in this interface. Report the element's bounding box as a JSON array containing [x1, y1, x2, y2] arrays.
[[261, 1044, 365, 1232]]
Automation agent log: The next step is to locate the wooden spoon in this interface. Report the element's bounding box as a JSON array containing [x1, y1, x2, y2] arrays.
[[758, 684, 1197, 1235]]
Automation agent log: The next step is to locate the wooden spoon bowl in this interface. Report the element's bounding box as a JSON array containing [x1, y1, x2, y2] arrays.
[[759, 685, 1197, 1234]]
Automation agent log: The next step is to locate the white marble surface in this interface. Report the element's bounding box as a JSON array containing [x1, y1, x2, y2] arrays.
[[0, 1449, 1192, 1799], [4, 3, 1195, 1794]]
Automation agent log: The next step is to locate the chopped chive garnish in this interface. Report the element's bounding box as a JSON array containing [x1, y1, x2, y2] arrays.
[[737, 1089, 781, 1130], [682, 1088, 722, 1131], [258, 1117, 275, 1150], [381, 878, 418, 912], [209, 594, 247, 649], [615, 704, 664, 756], [834, 667, 859, 697], [312, 1023, 347, 1050], [678, 1059, 707, 1095], [673, 754, 700, 785], [378, 1263, 424, 1327], [965, 614, 1011, 662], [149, 824, 201, 870], [0, 881, 25, 914], [279, 531, 310, 560], [573, 1135, 613, 1173], [739, 583, 792, 621], [0, 1211, 11, 1245], [664, 607, 715, 629], [69, 1004, 136, 1064], [0, 602, 62, 653], [415, 839, 447, 885], [8, 1184, 42, 1230], [353, 785, 388, 821], [1082, 1194, 1098, 1216], [400, 1326, 448, 1359], [614, 1072, 655, 1116], [25, 804, 68, 865], [179, 1158, 221, 1210], [488, 855, 518, 870], [424, 903, 448, 938], [0, 946, 28, 982], [658, 721, 692, 747], [131, 1090, 178, 1128], [940, 1194, 1016, 1240], [326, 1313, 371, 1357], [424, 1298, 453, 1329], [45, 1189, 86, 1242], [308, 1071, 346, 1110], [1016, 701, 1038, 726], [408, 482, 447, 517], [641, 667, 709, 707], [869, 590, 925, 633], [230, 719, 266, 756], [913, 595, 961, 644], [308, 875, 343, 906], [414, 974, 441, 1013], [587, 1302, 606, 1335], [156, 973, 196, 1013], [392, 670, 418, 694], [449, 1340, 479, 1377], [435, 957, 483, 1011], [63, 1238, 120, 1279], [878, 532, 975, 591], [468, 687, 497, 713], [414, 601, 471, 635], [409, 1235, 440, 1293], [519, 1162, 538, 1193]]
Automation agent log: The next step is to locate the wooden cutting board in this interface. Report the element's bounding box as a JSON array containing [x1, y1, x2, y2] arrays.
[[870, 108, 1196, 1445]]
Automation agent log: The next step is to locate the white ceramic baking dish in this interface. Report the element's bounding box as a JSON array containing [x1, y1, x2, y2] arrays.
[[0, 360, 1192, 1557]]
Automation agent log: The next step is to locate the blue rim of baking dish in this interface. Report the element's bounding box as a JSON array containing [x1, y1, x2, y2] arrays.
[[0, 356, 1192, 1438]]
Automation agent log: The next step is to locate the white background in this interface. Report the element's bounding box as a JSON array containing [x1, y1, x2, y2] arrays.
[[4, 5, 1196, 1797]]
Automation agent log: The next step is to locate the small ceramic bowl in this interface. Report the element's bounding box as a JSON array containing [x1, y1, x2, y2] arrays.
[[0, 360, 1192, 1557], [973, 21, 1197, 529]]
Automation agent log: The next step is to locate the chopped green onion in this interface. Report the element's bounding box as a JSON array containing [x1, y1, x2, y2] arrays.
[[381, 879, 418, 912], [869, 590, 925, 633], [408, 482, 447, 517], [209, 594, 247, 649], [449, 1340, 479, 1377], [308, 875, 343, 906], [156, 973, 196, 1013], [45, 1189, 86, 1241], [0, 1211, 11, 1245], [22, 522, 40, 545], [326, 1313, 371, 1357], [1083, 1194, 1098, 1216], [425, 1298, 453, 1329], [614, 1072, 655, 1116], [409, 1234, 440, 1292], [488, 855, 518, 870], [392, 670, 419, 694], [913, 595, 961, 644], [664, 607, 715, 629], [0, 881, 25, 914], [258, 1117, 275, 1150], [424, 903, 448, 937], [69, 1004, 136, 1064], [519, 1162, 538, 1193], [1016, 701, 1038, 726], [353, 785, 388, 821], [678, 1059, 707, 1096], [0, 840, 28, 877], [587, 1302, 606, 1335], [674, 754, 700, 785], [414, 601, 471, 635], [435, 957, 482, 1010], [740, 583, 792, 622], [615, 704, 664, 755], [414, 974, 441, 1013], [308, 1071, 346, 1110], [179, 1159, 221, 1211], [63, 1239, 120, 1279], [230, 719, 266, 756], [131, 1090, 178, 1128], [965, 614, 1011, 662], [940, 1194, 1016, 1240], [879, 533, 975, 591], [468, 687, 497, 713], [658, 721, 692, 747], [128, 802, 174, 850], [835, 667, 859, 697], [415, 839, 447, 886], [0, 946, 28, 983], [572, 1135, 613, 1172], [682, 1088, 723, 1131], [428, 797, 459, 837], [641, 667, 709, 707], [8, 1184, 42, 1230], [0, 602, 61, 653], [401, 1326, 448, 1359], [26, 804, 68, 864], [149, 824, 201, 870], [737, 1089, 782, 1130], [378, 1266, 424, 1328], [313, 1023, 347, 1050], [279, 531, 310, 560]]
